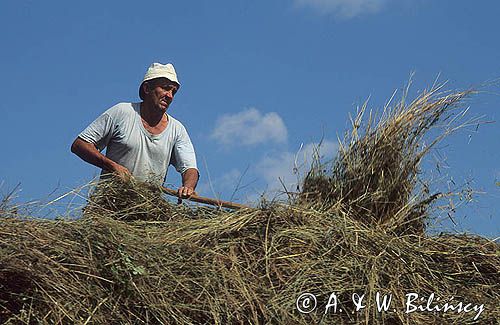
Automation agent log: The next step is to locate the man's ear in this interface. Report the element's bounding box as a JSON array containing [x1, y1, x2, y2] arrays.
[[142, 82, 151, 96]]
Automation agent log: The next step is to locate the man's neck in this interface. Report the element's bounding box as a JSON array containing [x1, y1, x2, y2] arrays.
[[140, 101, 165, 126]]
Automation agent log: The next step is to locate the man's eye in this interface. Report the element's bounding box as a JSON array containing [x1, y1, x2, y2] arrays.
[[162, 86, 177, 94]]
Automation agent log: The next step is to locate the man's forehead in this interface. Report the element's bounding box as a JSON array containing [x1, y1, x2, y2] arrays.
[[154, 77, 178, 88]]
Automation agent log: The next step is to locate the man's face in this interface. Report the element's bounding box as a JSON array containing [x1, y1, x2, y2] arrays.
[[145, 78, 179, 111]]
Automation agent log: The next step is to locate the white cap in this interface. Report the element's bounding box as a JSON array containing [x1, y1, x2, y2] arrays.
[[139, 62, 180, 99]]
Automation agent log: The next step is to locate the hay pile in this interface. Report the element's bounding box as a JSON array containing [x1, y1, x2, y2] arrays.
[[1, 84, 499, 324]]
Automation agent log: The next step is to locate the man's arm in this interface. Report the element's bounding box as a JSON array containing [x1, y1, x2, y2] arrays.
[[177, 168, 199, 198], [71, 137, 131, 180]]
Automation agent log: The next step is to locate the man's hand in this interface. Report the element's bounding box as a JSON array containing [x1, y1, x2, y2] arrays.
[[177, 186, 196, 199], [110, 162, 132, 181], [178, 168, 199, 199]]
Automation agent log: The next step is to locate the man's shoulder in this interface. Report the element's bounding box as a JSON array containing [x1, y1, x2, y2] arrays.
[[167, 114, 188, 132], [167, 114, 182, 126], [104, 102, 139, 119]]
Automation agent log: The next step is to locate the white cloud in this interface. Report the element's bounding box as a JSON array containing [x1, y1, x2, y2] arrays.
[[211, 108, 287, 147], [293, 0, 388, 18], [254, 140, 339, 196], [256, 151, 298, 192]]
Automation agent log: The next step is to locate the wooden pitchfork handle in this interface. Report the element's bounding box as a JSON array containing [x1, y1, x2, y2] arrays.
[[161, 186, 249, 210]]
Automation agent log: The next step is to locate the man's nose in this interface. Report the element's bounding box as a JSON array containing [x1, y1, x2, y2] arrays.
[[165, 89, 174, 98]]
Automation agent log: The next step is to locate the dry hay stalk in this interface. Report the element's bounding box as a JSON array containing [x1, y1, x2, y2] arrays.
[[301, 81, 475, 235]]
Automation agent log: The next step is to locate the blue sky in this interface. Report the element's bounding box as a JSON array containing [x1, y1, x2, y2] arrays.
[[0, 0, 498, 237]]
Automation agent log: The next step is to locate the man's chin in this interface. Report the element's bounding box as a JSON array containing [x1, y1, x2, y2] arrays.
[[156, 103, 169, 111]]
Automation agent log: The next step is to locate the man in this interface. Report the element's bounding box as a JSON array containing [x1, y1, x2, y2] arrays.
[[71, 62, 199, 198]]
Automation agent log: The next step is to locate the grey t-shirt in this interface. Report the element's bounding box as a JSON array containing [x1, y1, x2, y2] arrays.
[[78, 102, 198, 184]]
